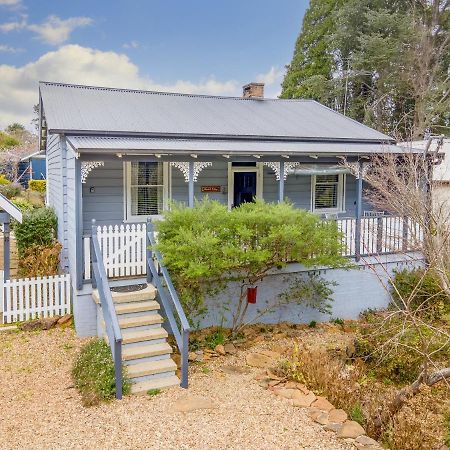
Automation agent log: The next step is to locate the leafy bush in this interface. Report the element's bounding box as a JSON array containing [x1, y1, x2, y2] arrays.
[[72, 339, 130, 406], [0, 183, 22, 199], [0, 131, 19, 149], [28, 179, 46, 193], [0, 174, 10, 185], [156, 199, 347, 330], [14, 207, 57, 255], [11, 197, 34, 211], [355, 310, 450, 384], [390, 268, 450, 320], [19, 242, 62, 277]]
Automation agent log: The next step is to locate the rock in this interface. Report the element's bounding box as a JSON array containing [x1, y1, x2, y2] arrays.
[[313, 412, 329, 425], [251, 335, 265, 344], [259, 350, 281, 359], [188, 352, 197, 362], [337, 420, 366, 439], [292, 391, 316, 407], [311, 396, 335, 412], [172, 396, 217, 413], [57, 314, 72, 325], [355, 435, 380, 447], [274, 388, 297, 399], [223, 343, 237, 354], [20, 320, 42, 331], [222, 365, 250, 375], [268, 380, 281, 387], [258, 380, 269, 389], [246, 352, 273, 368], [328, 408, 348, 423], [324, 423, 343, 433], [214, 344, 226, 355], [41, 316, 61, 330], [266, 369, 283, 381]]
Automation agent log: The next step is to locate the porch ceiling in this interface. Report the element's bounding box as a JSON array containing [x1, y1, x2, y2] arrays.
[[67, 136, 406, 158]]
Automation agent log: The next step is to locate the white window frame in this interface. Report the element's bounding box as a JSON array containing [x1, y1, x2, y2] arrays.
[[227, 162, 263, 209], [124, 161, 169, 222], [311, 173, 346, 213]]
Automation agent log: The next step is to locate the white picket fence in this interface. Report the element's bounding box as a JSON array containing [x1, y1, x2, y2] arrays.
[[83, 223, 146, 279], [1, 271, 71, 324]]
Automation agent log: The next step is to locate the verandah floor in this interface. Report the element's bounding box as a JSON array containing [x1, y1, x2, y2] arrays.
[[0, 327, 350, 450]]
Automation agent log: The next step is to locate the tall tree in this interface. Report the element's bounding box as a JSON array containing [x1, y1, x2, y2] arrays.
[[281, 0, 450, 139]]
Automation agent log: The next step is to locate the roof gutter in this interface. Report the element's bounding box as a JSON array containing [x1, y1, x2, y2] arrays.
[[48, 129, 396, 145]]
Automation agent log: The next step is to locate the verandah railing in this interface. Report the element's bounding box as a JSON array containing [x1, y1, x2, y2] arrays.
[[82, 215, 423, 280]]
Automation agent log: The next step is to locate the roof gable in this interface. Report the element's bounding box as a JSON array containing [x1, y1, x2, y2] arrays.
[[39, 82, 394, 142]]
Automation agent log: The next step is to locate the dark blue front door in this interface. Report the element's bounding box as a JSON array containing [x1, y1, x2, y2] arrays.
[[233, 172, 256, 207]]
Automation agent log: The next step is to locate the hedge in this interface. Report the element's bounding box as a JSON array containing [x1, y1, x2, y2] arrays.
[[28, 179, 46, 193]]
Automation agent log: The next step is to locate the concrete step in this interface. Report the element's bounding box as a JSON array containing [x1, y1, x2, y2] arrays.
[[92, 284, 157, 304], [115, 301, 159, 315], [121, 328, 168, 344], [127, 358, 177, 379], [122, 342, 173, 362], [119, 314, 163, 329], [131, 375, 180, 394]]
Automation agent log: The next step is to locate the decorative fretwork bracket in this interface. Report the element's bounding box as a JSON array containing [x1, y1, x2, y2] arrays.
[[170, 162, 212, 182], [263, 162, 301, 181], [346, 162, 371, 179], [81, 161, 104, 183]]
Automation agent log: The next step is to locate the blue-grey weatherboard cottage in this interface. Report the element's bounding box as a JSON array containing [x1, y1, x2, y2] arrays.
[[39, 81, 422, 395]]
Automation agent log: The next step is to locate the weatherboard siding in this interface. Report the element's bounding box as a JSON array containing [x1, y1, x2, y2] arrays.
[[82, 160, 124, 231]]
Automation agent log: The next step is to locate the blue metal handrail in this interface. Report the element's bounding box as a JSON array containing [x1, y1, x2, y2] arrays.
[[91, 220, 123, 399], [146, 219, 190, 388]]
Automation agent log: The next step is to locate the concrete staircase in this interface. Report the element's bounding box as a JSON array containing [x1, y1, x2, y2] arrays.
[[93, 283, 180, 394]]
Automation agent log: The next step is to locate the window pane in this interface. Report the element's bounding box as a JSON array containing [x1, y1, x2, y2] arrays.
[[130, 162, 163, 215], [131, 162, 163, 186], [315, 174, 339, 209]]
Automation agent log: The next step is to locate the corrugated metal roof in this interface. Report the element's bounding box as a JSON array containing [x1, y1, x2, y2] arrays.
[[40, 82, 394, 142], [66, 136, 403, 155]]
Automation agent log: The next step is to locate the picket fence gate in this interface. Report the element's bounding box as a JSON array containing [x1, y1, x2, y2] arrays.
[[83, 223, 147, 279], [1, 271, 71, 324]]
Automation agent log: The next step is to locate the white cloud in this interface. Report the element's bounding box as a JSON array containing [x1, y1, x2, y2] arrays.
[[27, 15, 93, 45], [0, 15, 26, 32], [123, 40, 139, 49], [0, 45, 243, 128], [0, 0, 21, 5], [256, 66, 285, 98], [0, 14, 93, 45], [0, 43, 23, 52]]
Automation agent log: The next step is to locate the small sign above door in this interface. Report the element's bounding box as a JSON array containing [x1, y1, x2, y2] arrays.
[[201, 185, 221, 193]]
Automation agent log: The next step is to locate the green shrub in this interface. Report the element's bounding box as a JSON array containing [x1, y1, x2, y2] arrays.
[[14, 207, 57, 255], [11, 197, 34, 211], [156, 199, 347, 329], [72, 339, 130, 406], [28, 179, 46, 193], [0, 132, 19, 149], [355, 311, 450, 384], [0, 174, 10, 185], [390, 268, 450, 320], [0, 183, 22, 199]]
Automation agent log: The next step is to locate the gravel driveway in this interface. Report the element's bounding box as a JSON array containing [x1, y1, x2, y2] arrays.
[[0, 328, 351, 450]]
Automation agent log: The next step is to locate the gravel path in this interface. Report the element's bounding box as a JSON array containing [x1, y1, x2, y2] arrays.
[[0, 328, 351, 450]]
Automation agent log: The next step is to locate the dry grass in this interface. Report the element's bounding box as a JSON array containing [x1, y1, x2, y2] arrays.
[[280, 340, 450, 450]]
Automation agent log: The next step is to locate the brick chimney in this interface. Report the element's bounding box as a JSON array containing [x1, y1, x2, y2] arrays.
[[242, 82, 264, 98]]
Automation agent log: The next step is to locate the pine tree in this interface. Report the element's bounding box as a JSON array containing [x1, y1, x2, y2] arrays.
[[281, 0, 450, 139]]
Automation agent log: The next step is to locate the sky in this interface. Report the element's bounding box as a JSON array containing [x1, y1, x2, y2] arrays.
[[0, 0, 308, 129]]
